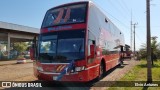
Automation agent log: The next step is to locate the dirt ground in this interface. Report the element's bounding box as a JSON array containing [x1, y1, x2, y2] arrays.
[[0, 61, 37, 81]]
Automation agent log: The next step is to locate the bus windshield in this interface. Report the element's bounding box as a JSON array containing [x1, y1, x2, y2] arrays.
[[42, 4, 87, 28], [38, 30, 85, 63]]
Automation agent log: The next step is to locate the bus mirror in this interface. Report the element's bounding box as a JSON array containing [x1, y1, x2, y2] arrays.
[[90, 45, 95, 58], [30, 48, 35, 60], [30, 36, 37, 60]]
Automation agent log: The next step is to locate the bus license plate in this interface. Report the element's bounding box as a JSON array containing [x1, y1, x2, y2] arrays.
[[53, 76, 58, 80]]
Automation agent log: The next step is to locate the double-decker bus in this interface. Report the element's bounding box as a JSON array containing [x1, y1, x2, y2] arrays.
[[30, 1, 125, 82]]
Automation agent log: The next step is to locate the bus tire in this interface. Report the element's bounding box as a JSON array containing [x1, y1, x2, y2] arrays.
[[98, 61, 105, 80], [118, 60, 123, 67], [118, 57, 123, 66]]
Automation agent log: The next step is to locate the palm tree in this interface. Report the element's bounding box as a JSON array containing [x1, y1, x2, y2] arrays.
[[151, 36, 158, 65], [139, 36, 159, 62], [139, 36, 159, 83]]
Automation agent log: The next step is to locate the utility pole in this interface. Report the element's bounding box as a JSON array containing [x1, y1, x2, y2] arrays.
[[130, 11, 133, 51], [133, 23, 138, 60], [146, 0, 152, 82]]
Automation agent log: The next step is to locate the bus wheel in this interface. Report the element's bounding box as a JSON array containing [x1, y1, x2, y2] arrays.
[[118, 58, 123, 66], [120, 59, 124, 65], [98, 62, 105, 80]]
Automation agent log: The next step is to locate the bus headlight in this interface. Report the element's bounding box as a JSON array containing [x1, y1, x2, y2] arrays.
[[37, 66, 43, 71], [75, 66, 85, 72]]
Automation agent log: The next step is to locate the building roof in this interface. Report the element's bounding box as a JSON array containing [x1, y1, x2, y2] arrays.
[[0, 21, 39, 34]]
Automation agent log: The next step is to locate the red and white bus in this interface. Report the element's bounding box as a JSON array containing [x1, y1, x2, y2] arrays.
[[31, 1, 125, 82]]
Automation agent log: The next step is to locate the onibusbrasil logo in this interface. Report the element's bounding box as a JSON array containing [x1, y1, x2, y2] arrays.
[[1, 82, 42, 88]]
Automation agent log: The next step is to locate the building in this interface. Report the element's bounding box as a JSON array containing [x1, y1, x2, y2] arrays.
[[0, 21, 39, 60]]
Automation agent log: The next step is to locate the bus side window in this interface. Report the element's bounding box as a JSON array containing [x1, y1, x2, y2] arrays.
[[88, 30, 96, 56], [88, 30, 96, 64], [92, 40, 95, 45], [121, 46, 123, 52], [88, 40, 95, 56]]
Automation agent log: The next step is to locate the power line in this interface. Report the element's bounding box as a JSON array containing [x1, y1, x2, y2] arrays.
[[121, 0, 131, 13], [93, 1, 130, 31], [135, 32, 143, 43], [138, 26, 160, 27], [117, 0, 131, 17], [117, 0, 142, 26], [107, 0, 130, 21]]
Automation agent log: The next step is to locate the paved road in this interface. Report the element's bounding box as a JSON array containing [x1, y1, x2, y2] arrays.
[[0, 59, 139, 90], [91, 59, 139, 90]]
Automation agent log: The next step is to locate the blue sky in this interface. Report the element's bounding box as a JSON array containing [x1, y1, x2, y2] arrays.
[[0, 0, 160, 50]]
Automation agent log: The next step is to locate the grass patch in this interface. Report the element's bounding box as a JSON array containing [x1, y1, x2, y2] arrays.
[[108, 60, 160, 90]]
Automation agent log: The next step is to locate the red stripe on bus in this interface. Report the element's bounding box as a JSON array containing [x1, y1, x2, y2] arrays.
[[41, 23, 87, 33]]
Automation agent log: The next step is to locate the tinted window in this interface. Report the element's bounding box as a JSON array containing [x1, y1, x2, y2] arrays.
[[38, 30, 85, 63], [42, 4, 87, 28]]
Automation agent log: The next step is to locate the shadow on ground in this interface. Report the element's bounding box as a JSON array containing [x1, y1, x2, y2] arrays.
[[4, 64, 128, 90]]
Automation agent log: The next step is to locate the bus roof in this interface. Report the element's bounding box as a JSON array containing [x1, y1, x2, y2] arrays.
[[49, 1, 92, 11]]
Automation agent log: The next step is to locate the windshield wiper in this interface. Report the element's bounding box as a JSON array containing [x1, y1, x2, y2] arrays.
[[79, 44, 82, 53]]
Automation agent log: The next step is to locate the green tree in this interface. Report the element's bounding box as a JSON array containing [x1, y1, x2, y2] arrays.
[[151, 36, 159, 60], [13, 42, 28, 55], [139, 36, 160, 60], [139, 44, 147, 59]]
